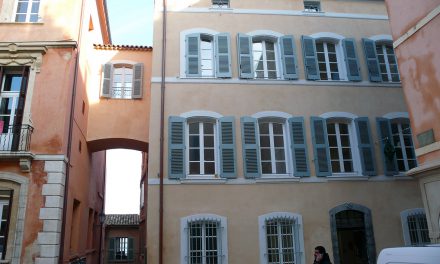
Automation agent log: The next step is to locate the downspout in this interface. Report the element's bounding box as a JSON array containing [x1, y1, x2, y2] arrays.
[[159, 0, 167, 263], [59, 0, 86, 262], [99, 151, 107, 264]]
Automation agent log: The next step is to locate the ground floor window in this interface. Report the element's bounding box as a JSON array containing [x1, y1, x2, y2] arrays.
[[0, 190, 12, 260], [108, 237, 134, 261], [401, 208, 430, 246]]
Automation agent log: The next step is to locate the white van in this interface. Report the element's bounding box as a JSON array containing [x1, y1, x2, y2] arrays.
[[377, 246, 440, 264]]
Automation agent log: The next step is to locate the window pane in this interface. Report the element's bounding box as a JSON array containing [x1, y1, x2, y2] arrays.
[[204, 123, 214, 134], [15, 14, 26, 22], [262, 162, 272, 174], [204, 149, 214, 161], [31, 2, 40, 13], [327, 43, 336, 52], [17, 2, 28, 13], [272, 123, 283, 134], [204, 136, 214, 147], [343, 161, 353, 172], [189, 162, 200, 174], [340, 135, 350, 147], [189, 149, 200, 161], [189, 136, 200, 147], [328, 135, 337, 147], [259, 123, 269, 134], [330, 148, 339, 159], [274, 136, 284, 147], [332, 161, 341, 172], [189, 123, 199, 134], [260, 136, 270, 147], [316, 43, 324, 52], [268, 71, 277, 79], [261, 149, 271, 161], [204, 162, 215, 174], [276, 162, 286, 174], [275, 149, 285, 160]]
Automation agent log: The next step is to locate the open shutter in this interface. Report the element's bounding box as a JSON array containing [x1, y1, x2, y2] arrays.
[[342, 38, 361, 81], [215, 33, 232, 78], [128, 238, 134, 260], [293, 218, 304, 263], [101, 63, 112, 98], [376, 117, 398, 175], [310, 117, 331, 176], [289, 117, 310, 176], [355, 117, 376, 176], [237, 33, 254, 79], [280, 35, 299, 80], [241, 117, 260, 178], [362, 38, 381, 82], [219, 117, 236, 178], [132, 63, 144, 98], [108, 238, 115, 261], [301, 36, 319, 80], [186, 34, 201, 77], [168, 116, 186, 179]]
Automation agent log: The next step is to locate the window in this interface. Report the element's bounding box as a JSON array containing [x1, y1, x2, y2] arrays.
[[302, 35, 361, 81], [327, 122, 353, 173], [238, 34, 299, 80], [108, 237, 134, 261], [168, 114, 236, 179], [304, 1, 321, 12], [181, 214, 228, 264], [15, 0, 40, 22], [0, 190, 12, 260], [259, 212, 305, 264], [212, 0, 229, 8], [377, 116, 416, 175], [401, 209, 430, 246], [376, 43, 400, 82], [101, 63, 143, 99], [241, 115, 310, 178], [184, 33, 231, 78]]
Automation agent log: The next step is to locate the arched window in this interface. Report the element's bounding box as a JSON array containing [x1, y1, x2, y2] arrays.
[[253, 37, 279, 79], [112, 64, 133, 99]]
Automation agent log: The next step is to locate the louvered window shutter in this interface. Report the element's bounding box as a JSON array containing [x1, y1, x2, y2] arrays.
[[186, 34, 201, 77], [342, 38, 361, 81], [301, 36, 319, 80], [376, 117, 398, 175], [241, 117, 260, 178], [132, 63, 144, 98], [237, 33, 254, 79], [288, 117, 310, 176], [293, 218, 303, 262], [310, 117, 331, 176], [219, 117, 236, 178], [355, 117, 376, 176], [215, 33, 232, 78], [168, 116, 186, 179], [101, 63, 112, 98], [280, 35, 299, 80], [108, 238, 115, 261], [128, 238, 134, 260], [362, 38, 381, 82]]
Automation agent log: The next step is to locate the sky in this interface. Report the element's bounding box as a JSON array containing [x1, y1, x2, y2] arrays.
[[104, 0, 153, 214]]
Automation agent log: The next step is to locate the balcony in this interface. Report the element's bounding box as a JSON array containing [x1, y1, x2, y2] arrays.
[[0, 124, 34, 171]]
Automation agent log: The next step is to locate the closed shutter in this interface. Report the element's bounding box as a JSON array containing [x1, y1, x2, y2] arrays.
[[301, 36, 319, 80], [215, 33, 232, 78], [310, 117, 331, 176], [288, 117, 310, 176], [128, 238, 134, 260], [241, 117, 260, 178], [362, 38, 381, 82], [186, 34, 201, 77], [280, 35, 299, 80], [342, 38, 361, 81], [219, 117, 236, 178], [108, 238, 115, 261], [355, 117, 376, 176], [101, 63, 112, 98], [132, 63, 143, 98], [168, 116, 186, 179], [376, 117, 398, 175], [237, 33, 254, 79]]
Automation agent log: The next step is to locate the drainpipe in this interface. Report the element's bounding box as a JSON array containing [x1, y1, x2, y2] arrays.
[[159, 0, 167, 263], [59, 0, 86, 262]]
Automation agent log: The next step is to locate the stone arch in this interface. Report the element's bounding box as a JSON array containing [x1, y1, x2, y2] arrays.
[[87, 138, 148, 153]]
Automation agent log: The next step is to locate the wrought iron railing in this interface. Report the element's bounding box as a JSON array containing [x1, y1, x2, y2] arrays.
[[0, 124, 33, 152]]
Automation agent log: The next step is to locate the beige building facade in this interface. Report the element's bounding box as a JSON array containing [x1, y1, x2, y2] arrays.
[[147, 1, 425, 264]]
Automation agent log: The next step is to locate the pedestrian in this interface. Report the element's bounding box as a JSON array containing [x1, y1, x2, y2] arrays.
[[313, 246, 332, 264]]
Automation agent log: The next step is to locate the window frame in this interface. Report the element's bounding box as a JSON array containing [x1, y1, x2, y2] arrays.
[[252, 38, 281, 80], [111, 64, 134, 99], [13, 0, 41, 23], [180, 214, 228, 264], [400, 208, 430, 246], [390, 120, 416, 172], [258, 212, 305, 264], [303, 1, 321, 12], [375, 42, 400, 83], [212, 0, 229, 8], [314, 39, 347, 81]]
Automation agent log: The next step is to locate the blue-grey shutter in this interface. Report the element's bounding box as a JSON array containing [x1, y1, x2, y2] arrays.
[[280, 35, 299, 80], [219, 116, 236, 178], [310, 117, 331, 176], [128, 238, 134, 260], [362, 38, 381, 82], [108, 238, 115, 261], [215, 33, 232, 78], [186, 34, 201, 77], [301, 36, 319, 80], [241, 117, 260, 178], [132, 63, 144, 98], [402, 118, 417, 168], [289, 117, 310, 176], [237, 33, 254, 79], [168, 116, 186, 179], [355, 117, 376, 176], [376, 117, 398, 176], [293, 218, 303, 261], [342, 38, 361, 81], [101, 63, 112, 98]]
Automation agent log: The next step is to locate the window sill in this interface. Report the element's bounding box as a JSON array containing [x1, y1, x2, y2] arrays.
[[327, 174, 370, 181], [0, 22, 44, 25], [302, 10, 324, 14], [181, 178, 227, 184], [209, 7, 233, 12], [256, 176, 301, 183]]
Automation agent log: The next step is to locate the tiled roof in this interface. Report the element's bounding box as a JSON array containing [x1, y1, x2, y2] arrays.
[[105, 214, 140, 226], [93, 44, 152, 51]]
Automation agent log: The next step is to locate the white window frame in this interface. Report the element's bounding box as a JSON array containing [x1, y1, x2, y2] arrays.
[[303, 1, 321, 12], [180, 214, 228, 264], [111, 64, 134, 99], [258, 212, 305, 264], [320, 112, 361, 176], [390, 120, 416, 172], [327, 121, 354, 173], [212, 0, 229, 8], [252, 38, 280, 80], [13, 0, 40, 22], [376, 42, 400, 82], [316, 41, 341, 81], [400, 208, 430, 246]]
